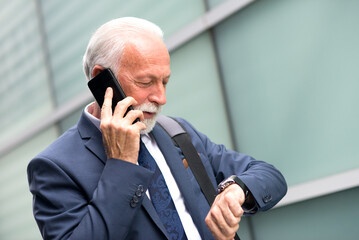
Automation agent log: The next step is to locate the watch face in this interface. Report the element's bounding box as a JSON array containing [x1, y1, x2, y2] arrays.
[[218, 178, 235, 193], [218, 175, 249, 197]]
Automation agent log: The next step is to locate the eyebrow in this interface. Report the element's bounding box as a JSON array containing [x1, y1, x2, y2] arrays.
[[136, 73, 171, 80]]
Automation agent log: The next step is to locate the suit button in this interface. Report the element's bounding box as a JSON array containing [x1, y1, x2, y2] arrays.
[[138, 185, 144, 193], [263, 195, 272, 203], [135, 189, 142, 197], [132, 195, 139, 203], [130, 199, 137, 208]]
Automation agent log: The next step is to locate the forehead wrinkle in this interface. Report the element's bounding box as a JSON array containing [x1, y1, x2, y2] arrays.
[[120, 42, 148, 70], [120, 41, 169, 77]]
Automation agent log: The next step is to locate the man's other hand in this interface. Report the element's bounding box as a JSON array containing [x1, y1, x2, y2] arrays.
[[205, 184, 245, 240]]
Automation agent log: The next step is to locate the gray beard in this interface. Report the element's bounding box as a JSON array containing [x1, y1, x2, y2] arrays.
[[133, 102, 162, 134]]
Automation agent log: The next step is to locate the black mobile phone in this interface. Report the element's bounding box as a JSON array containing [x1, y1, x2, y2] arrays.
[[87, 68, 137, 121]]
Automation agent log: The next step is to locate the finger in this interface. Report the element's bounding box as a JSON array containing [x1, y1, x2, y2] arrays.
[[208, 191, 242, 237], [225, 185, 245, 218], [207, 204, 234, 237], [228, 197, 243, 219], [101, 87, 113, 120], [217, 207, 239, 236], [123, 110, 145, 125], [133, 121, 147, 132], [220, 200, 240, 227], [205, 213, 227, 240], [206, 218, 237, 240], [113, 97, 137, 121]]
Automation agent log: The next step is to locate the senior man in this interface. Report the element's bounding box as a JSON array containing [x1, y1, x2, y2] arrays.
[[27, 17, 287, 240]]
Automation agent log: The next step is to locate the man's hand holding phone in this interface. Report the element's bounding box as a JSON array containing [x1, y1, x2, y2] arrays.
[[100, 87, 146, 164]]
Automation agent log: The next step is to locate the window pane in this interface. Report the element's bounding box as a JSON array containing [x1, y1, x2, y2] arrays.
[[163, 32, 233, 149], [40, 0, 207, 105], [251, 187, 359, 240], [59, 108, 83, 134], [206, 0, 228, 9], [0, 126, 59, 240], [214, 0, 359, 185], [0, 0, 54, 146]]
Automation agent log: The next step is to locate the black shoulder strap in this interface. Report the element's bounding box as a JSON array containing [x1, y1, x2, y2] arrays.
[[157, 116, 241, 240], [156, 115, 217, 206]]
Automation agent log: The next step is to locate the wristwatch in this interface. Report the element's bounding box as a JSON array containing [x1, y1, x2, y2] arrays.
[[217, 175, 249, 201]]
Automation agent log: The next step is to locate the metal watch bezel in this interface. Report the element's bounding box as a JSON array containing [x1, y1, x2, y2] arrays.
[[217, 175, 249, 201], [217, 178, 236, 193]]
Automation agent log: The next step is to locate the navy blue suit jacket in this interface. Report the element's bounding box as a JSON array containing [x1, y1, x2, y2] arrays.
[[27, 112, 287, 239]]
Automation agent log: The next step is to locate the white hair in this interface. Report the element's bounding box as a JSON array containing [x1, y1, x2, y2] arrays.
[[82, 17, 164, 81]]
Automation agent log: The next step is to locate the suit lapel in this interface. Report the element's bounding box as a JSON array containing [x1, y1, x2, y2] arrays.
[[151, 124, 208, 238], [77, 111, 107, 163]]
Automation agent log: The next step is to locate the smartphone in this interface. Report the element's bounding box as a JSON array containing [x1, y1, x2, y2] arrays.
[[87, 68, 138, 122]]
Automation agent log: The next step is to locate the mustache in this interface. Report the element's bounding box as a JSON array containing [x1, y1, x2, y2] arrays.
[[134, 102, 162, 134], [134, 102, 161, 113]]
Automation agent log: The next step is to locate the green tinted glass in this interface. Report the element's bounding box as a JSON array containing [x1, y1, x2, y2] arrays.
[[0, 0, 54, 146], [214, 0, 359, 185], [0, 126, 58, 240], [40, 0, 206, 105], [163, 32, 233, 149]]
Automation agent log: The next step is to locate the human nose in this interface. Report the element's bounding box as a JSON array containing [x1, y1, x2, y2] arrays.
[[149, 82, 167, 105]]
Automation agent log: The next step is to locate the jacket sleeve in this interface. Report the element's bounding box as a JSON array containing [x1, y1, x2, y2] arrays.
[[27, 157, 153, 240], [175, 118, 287, 212]]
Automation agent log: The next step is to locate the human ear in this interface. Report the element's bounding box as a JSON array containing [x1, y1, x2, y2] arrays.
[[91, 65, 105, 78]]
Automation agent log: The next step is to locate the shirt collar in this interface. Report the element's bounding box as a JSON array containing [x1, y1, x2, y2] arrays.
[[83, 103, 150, 140], [84, 103, 101, 130]]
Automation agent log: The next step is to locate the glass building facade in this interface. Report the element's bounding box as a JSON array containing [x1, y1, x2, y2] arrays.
[[1, 0, 358, 239]]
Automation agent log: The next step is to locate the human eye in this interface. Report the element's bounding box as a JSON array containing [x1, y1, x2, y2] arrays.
[[163, 77, 169, 87], [135, 78, 152, 87]]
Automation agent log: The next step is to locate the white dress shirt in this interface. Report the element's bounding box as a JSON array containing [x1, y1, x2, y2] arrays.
[[84, 104, 201, 240]]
